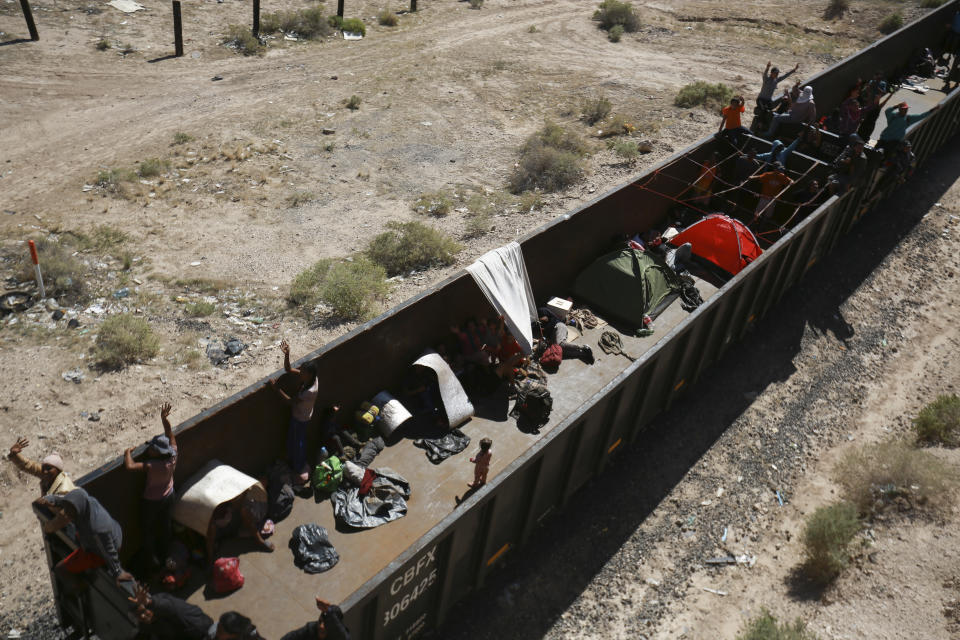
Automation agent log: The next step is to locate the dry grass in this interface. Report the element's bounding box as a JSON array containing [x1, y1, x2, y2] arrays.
[[737, 609, 821, 640], [94, 314, 160, 370], [413, 191, 454, 216], [836, 440, 959, 517], [286, 191, 316, 207], [581, 95, 612, 126], [261, 6, 332, 39], [914, 394, 960, 446], [378, 9, 398, 26], [184, 301, 216, 317], [224, 25, 264, 56], [16, 238, 86, 301], [878, 12, 903, 35]]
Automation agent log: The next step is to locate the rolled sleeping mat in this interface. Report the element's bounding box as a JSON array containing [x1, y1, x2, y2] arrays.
[[372, 391, 412, 437]]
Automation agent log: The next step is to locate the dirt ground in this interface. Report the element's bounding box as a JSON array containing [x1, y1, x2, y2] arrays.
[[0, 0, 955, 637]]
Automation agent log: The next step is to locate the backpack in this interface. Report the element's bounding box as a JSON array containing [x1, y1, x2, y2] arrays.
[[312, 456, 343, 494], [266, 461, 295, 522], [212, 557, 244, 594], [539, 343, 562, 369], [510, 378, 552, 431]]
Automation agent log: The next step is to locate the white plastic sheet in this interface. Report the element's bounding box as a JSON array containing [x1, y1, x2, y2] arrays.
[[466, 241, 537, 355], [414, 349, 474, 427], [172, 460, 266, 535], [372, 391, 412, 437]]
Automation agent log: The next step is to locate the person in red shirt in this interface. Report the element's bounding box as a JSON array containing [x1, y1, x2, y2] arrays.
[[718, 95, 750, 147], [751, 162, 793, 218]]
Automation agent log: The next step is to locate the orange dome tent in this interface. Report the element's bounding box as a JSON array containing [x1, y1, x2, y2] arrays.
[[668, 214, 762, 277]]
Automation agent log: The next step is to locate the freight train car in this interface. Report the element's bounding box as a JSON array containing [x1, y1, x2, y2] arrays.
[[34, 2, 960, 637]]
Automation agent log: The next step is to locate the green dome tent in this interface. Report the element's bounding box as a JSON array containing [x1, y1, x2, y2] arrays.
[[572, 248, 684, 329]]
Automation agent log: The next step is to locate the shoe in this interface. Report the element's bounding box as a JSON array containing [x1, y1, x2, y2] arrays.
[[581, 346, 595, 365]]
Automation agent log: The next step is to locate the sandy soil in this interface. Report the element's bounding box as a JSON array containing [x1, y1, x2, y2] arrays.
[[0, 0, 954, 637]]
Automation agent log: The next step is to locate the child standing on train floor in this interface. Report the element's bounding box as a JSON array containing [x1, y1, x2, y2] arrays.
[[468, 438, 492, 489]]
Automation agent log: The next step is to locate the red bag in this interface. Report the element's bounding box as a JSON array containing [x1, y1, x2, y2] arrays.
[[539, 343, 562, 369], [213, 557, 244, 593]]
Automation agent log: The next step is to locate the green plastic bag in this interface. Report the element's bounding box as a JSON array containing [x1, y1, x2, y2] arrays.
[[312, 456, 343, 493]]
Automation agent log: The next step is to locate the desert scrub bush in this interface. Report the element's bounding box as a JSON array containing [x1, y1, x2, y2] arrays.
[[345, 94, 362, 110], [527, 24, 538, 33], [608, 24, 624, 42], [597, 113, 636, 137], [737, 609, 821, 640], [341, 17, 366, 35], [413, 191, 453, 216], [836, 440, 958, 516], [264, 6, 332, 38], [823, 0, 849, 20], [96, 168, 137, 195], [286, 191, 316, 207], [462, 193, 495, 238], [173, 347, 206, 370], [172, 132, 193, 145], [920, 0, 946, 7], [581, 95, 612, 125], [801, 501, 859, 584], [609, 139, 639, 161], [138, 158, 169, 178], [289, 257, 388, 320], [367, 221, 461, 276], [518, 190, 542, 212], [593, 0, 640, 33], [184, 301, 216, 317], [509, 122, 588, 194], [469, 0, 483, 8], [17, 239, 86, 300], [674, 81, 733, 110], [94, 314, 160, 370], [914, 394, 960, 446], [878, 12, 903, 35], [223, 25, 264, 56], [95, 38, 111, 51], [378, 8, 398, 26]]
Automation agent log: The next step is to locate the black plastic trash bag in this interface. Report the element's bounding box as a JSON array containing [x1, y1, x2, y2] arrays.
[[413, 429, 471, 464], [266, 461, 295, 523], [289, 524, 339, 574], [332, 468, 411, 529]]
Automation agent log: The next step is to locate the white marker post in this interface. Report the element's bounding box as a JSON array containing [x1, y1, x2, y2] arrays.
[[28, 239, 46, 299]]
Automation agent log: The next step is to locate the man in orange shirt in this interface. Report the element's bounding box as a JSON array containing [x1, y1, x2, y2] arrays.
[[751, 162, 793, 218], [718, 95, 750, 147]]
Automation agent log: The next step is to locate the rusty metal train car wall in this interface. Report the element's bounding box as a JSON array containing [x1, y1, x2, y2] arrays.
[[36, 2, 960, 637]]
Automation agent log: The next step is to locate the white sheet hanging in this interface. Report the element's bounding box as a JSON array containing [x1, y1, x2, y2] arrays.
[[414, 349, 474, 427], [466, 241, 537, 355]]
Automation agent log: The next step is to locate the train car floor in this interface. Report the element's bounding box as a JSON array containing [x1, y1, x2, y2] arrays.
[[184, 276, 721, 635]]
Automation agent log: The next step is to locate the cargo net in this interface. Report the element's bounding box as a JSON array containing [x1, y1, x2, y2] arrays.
[[632, 146, 830, 245]]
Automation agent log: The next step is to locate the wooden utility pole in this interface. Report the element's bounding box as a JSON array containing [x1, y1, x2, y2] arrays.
[[20, 0, 39, 41], [172, 0, 183, 57], [337, 0, 343, 18], [410, 0, 416, 11], [252, 0, 260, 38]]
